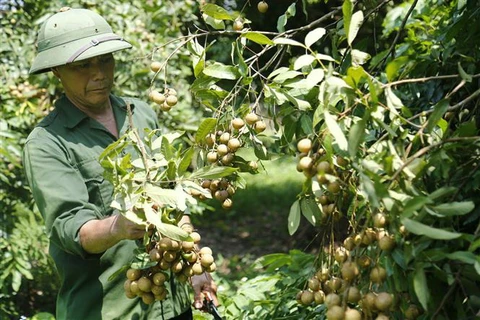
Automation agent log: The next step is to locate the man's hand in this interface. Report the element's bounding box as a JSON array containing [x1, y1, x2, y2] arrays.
[[192, 272, 219, 310]]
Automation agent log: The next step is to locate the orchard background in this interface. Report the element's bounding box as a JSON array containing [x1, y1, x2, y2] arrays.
[[1, 0, 480, 319]]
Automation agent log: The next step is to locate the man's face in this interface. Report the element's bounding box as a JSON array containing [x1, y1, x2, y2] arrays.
[[53, 54, 115, 111]]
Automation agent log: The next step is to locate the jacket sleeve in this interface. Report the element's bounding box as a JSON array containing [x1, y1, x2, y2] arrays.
[[23, 129, 102, 259]]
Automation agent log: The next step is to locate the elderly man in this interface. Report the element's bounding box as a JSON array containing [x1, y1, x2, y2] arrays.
[[23, 7, 217, 320]]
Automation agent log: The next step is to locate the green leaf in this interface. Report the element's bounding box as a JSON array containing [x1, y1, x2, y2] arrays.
[[426, 99, 449, 132], [401, 196, 432, 218], [157, 223, 189, 242], [273, 37, 305, 47], [445, 251, 478, 264], [300, 198, 321, 226], [342, 0, 353, 42], [304, 27, 326, 48], [351, 49, 370, 66], [386, 56, 409, 81], [189, 166, 238, 179], [324, 111, 348, 153], [413, 267, 430, 311], [288, 200, 301, 235], [431, 201, 474, 217], [178, 147, 195, 176], [458, 62, 472, 82], [347, 11, 364, 46], [201, 3, 233, 20], [195, 118, 217, 143], [131, 252, 158, 270], [277, 3, 296, 33], [107, 264, 129, 282], [293, 54, 315, 70], [348, 119, 365, 157], [203, 62, 239, 80], [241, 32, 274, 45], [401, 218, 462, 240], [31, 313, 56, 320]]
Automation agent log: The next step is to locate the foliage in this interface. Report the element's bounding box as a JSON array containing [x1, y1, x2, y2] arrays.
[[2, 0, 480, 319]]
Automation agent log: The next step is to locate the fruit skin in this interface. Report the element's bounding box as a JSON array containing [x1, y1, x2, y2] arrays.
[[374, 292, 393, 312], [233, 19, 244, 31], [297, 138, 313, 153], [150, 61, 162, 72], [257, 1, 269, 13], [245, 113, 259, 125], [300, 290, 314, 305], [326, 305, 345, 320], [344, 308, 362, 320]]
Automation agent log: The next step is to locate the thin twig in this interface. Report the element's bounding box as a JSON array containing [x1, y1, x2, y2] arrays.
[[126, 102, 150, 183]]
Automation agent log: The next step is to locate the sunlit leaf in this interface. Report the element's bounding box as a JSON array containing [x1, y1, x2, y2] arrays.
[[401, 218, 462, 240], [201, 3, 234, 20], [324, 111, 348, 153], [293, 54, 315, 70], [431, 201, 474, 217], [288, 199, 301, 235], [304, 27, 326, 48], [273, 37, 305, 47], [189, 166, 238, 179], [426, 99, 449, 132], [241, 32, 274, 45], [347, 11, 364, 46], [348, 119, 365, 157], [203, 62, 240, 80], [300, 197, 321, 226], [195, 118, 217, 143]]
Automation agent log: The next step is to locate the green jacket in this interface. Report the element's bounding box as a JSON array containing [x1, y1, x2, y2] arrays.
[[23, 94, 191, 320]]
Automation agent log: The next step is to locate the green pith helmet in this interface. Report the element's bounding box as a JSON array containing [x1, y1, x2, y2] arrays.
[[29, 7, 132, 74]]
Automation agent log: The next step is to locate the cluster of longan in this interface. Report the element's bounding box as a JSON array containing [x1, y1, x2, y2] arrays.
[[149, 86, 178, 112], [196, 178, 235, 210], [297, 214, 420, 320], [8, 81, 46, 100], [296, 138, 348, 221], [123, 227, 216, 305]]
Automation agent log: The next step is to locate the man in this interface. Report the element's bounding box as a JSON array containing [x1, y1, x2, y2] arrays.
[[23, 7, 217, 320]]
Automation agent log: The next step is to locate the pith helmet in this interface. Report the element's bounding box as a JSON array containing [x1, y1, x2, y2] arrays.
[[29, 7, 132, 74]]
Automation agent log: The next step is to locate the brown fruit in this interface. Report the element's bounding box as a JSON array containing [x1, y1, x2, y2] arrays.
[[328, 277, 343, 292], [308, 277, 321, 291], [341, 262, 359, 282], [346, 286, 361, 304], [378, 235, 396, 251], [232, 118, 245, 129], [182, 241, 195, 252], [166, 95, 178, 106], [357, 255, 371, 268], [254, 120, 267, 133], [405, 304, 420, 319], [221, 153, 235, 165], [150, 61, 162, 72], [374, 292, 393, 312], [214, 190, 229, 202], [149, 248, 162, 262], [206, 262, 217, 272], [162, 251, 177, 263], [154, 289, 168, 301], [217, 144, 229, 156], [158, 237, 172, 250], [257, 1, 269, 13], [165, 88, 177, 96], [205, 133, 216, 147], [245, 113, 259, 125], [315, 267, 330, 282], [207, 151, 218, 163], [126, 268, 142, 281], [227, 138, 241, 152], [190, 231, 201, 243], [300, 290, 314, 305], [326, 305, 345, 320], [314, 290, 325, 304], [222, 198, 233, 209], [297, 138, 313, 153], [219, 132, 231, 144], [370, 266, 387, 283], [152, 272, 167, 286], [361, 292, 377, 311], [130, 280, 141, 295], [336, 156, 348, 168], [192, 262, 204, 275], [373, 213, 387, 228], [149, 90, 165, 105], [334, 247, 349, 264], [125, 289, 136, 299], [141, 292, 155, 305], [298, 156, 314, 171], [325, 293, 341, 308], [200, 253, 214, 267], [327, 181, 341, 194], [375, 314, 390, 320], [344, 308, 362, 320], [233, 19, 244, 31], [343, 237, 356, 251], [137, 276, 153, 292], [183, 251, 198, 264], [151, 284, 166, 296], [200, 246, 213, 255], [317, 161, 332, 174]]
